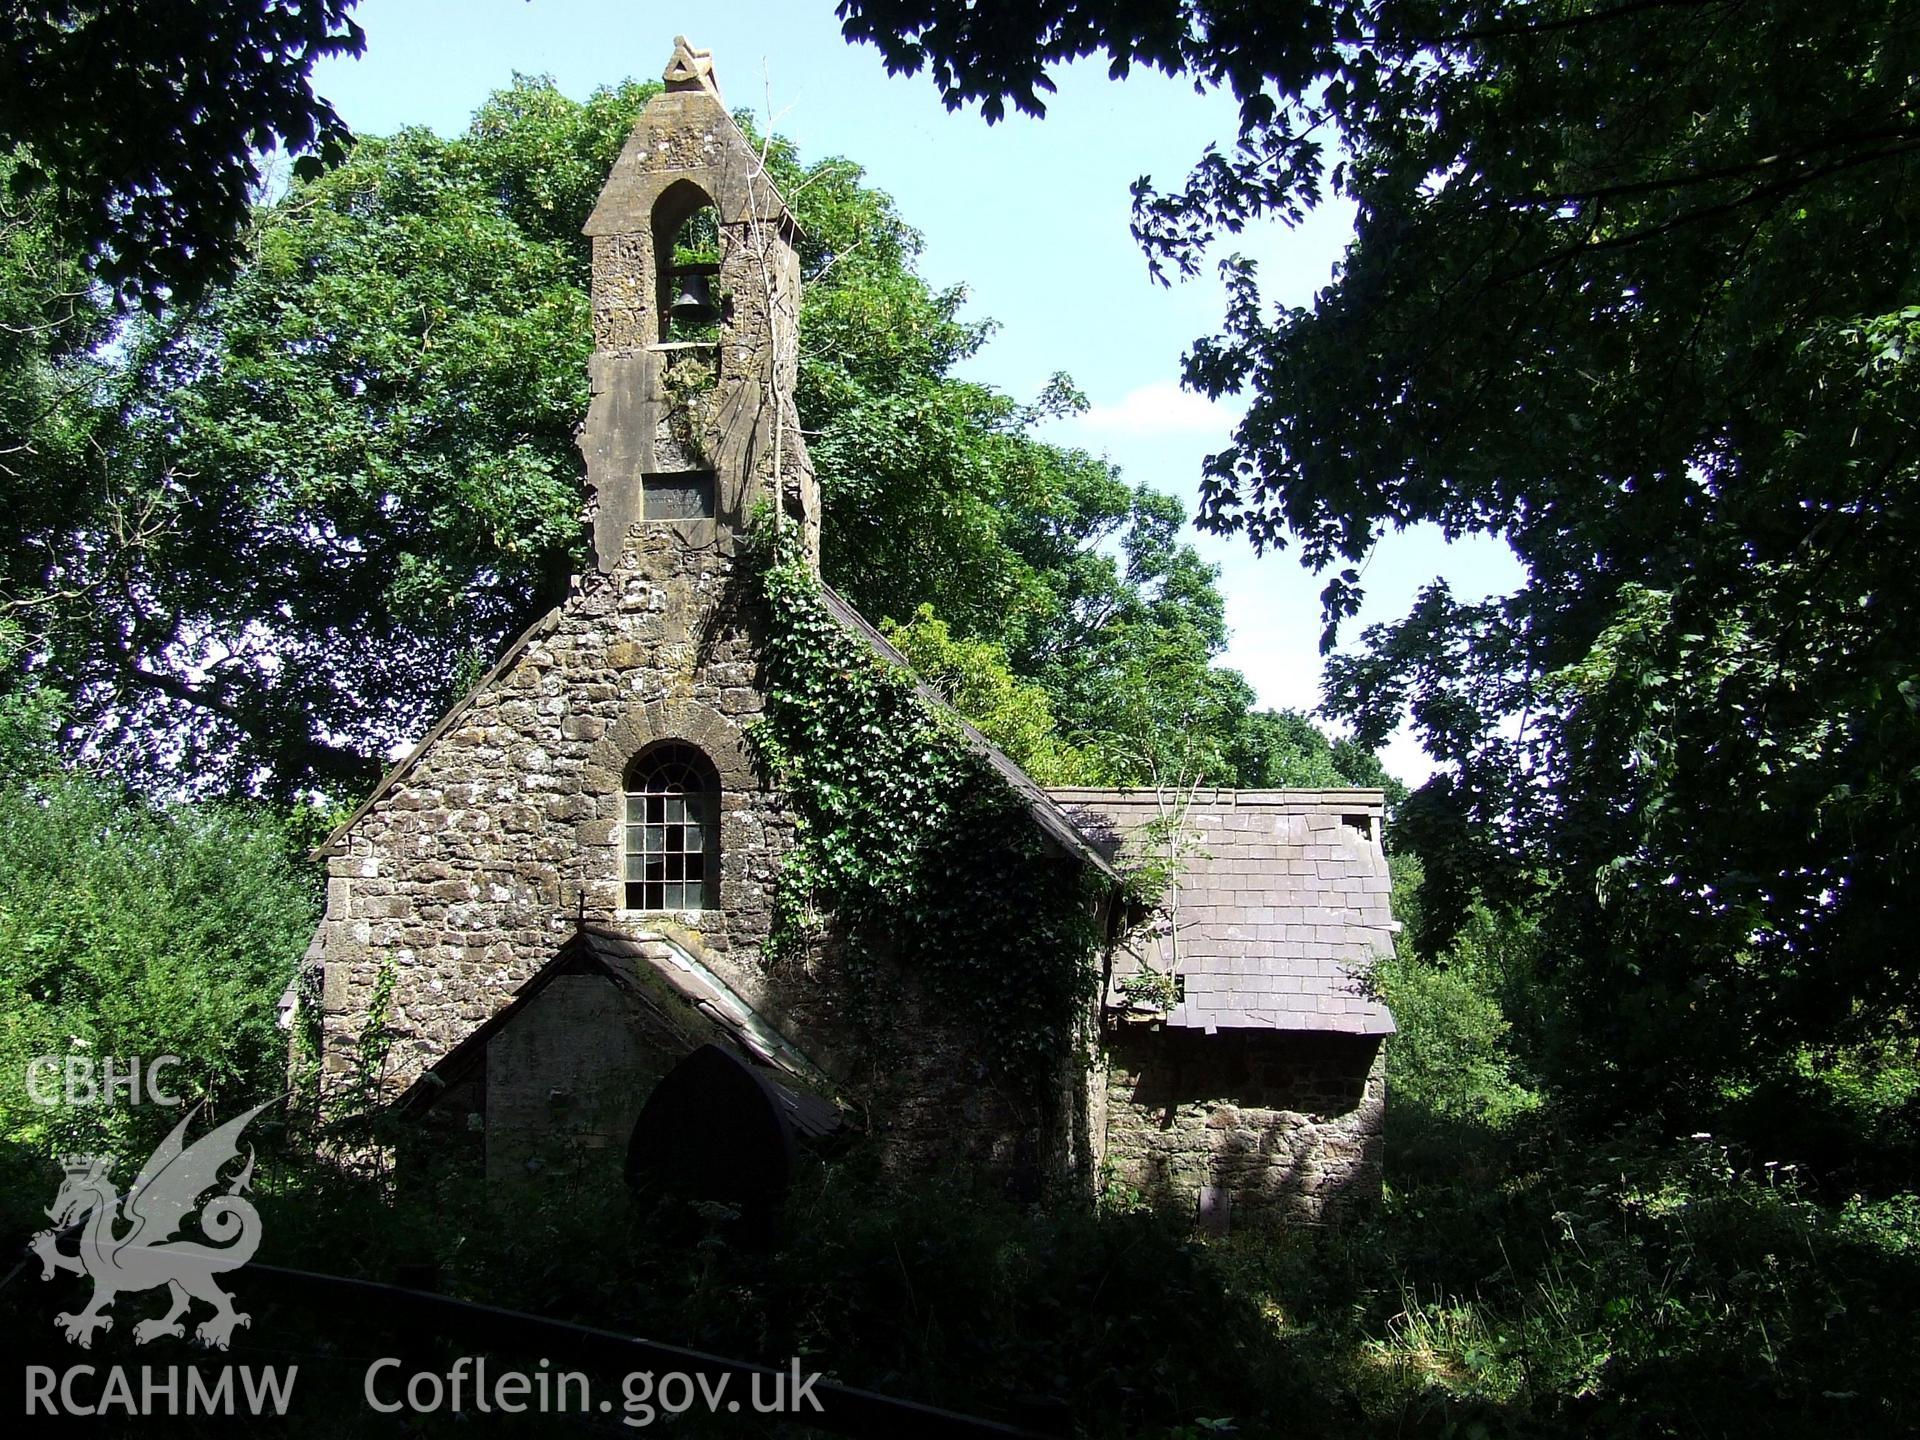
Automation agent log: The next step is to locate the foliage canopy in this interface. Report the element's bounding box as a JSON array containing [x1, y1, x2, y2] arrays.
[[3, 76, 1379, 802], [0, 1, 365, 306], [0, 695, 314, 1156], [839, 0, 1920, 1105], [752, 524, 1104, 1099]]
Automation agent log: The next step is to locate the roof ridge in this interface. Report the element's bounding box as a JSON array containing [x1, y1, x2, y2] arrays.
[[1045, 785, 1387, 805]]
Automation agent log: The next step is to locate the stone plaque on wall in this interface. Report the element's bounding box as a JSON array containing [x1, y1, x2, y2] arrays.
[[643, 470, 717, 520]]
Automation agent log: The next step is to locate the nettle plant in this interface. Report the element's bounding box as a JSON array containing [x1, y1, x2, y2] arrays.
[[747, 520, 1106, 1100]]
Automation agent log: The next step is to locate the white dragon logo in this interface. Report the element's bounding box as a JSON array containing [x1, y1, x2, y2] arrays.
[[29, 1099, 273, 1350]]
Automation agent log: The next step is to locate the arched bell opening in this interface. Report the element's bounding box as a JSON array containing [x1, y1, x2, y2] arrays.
[[652, 180, 725, 349]]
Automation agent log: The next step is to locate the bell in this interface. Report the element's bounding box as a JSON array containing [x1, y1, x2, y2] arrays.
[[668, 271, 718, 327]]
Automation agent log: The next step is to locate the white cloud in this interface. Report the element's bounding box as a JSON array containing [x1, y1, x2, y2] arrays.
[[1072, 379, 1235, 437]]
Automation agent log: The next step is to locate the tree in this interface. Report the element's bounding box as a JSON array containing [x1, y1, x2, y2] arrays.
[[0, 689, 313, 1157], [0, 152, 144, 706], [791, 167, 1265, 782], [12, 78, 1315, 800], [1225, 706, 1407, 805], [0, 0, 365, 306], [838, 1, 1920, 1108], [882, 604, 1098, 784]]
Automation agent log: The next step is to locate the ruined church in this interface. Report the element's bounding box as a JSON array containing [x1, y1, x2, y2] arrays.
[[303, 39, 1395, 1227]]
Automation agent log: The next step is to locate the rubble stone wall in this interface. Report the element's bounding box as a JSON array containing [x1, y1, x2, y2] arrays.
[[308, 528, 785, 1090], [306, 527, 1066, 1184], [305, 66, 1097, 1199], [1100, 1027, 1386, 1225]]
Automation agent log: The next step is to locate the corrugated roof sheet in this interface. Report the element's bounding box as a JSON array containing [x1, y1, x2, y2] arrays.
[[1048, 788, 1398, 1036]]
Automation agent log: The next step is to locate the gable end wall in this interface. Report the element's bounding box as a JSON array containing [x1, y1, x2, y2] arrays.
[[309, 530, 787, 1096]]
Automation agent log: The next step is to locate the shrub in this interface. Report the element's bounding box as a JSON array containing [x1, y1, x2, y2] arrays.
[[0, 759, 314, 1158]]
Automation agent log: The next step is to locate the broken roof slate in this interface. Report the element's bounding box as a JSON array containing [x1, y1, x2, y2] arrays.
[[1047, 787, 1397, 1037]]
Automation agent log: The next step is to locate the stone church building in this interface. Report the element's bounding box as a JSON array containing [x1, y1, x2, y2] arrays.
[[303, 39, 1395, 1226]]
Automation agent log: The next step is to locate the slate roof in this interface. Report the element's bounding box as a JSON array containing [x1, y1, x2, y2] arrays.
[[314, 589, 1120, 882], [395, 923, 845, 1138], [819, 586, 1119, 880], [1047, 788, 1398, 1036]]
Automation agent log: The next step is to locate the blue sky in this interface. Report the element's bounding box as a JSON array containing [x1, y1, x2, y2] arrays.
[[312, 0, 1523, 781]]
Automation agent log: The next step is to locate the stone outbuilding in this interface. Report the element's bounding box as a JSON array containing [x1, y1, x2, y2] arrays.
[[299, 38, 1395, 1224], [1057, 790, 1398, 1225]]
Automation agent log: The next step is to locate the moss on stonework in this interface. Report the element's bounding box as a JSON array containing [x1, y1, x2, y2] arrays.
[[746, 519, 1104, 1103]]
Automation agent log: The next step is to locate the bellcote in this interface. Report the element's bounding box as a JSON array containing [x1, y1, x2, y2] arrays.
[[579, 38, 820, 573]]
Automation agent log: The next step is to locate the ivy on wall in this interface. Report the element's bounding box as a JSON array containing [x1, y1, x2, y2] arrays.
[[747, 523, 1108, 1101]]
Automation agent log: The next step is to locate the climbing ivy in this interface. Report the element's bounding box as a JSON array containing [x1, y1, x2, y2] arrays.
[[747, 522, 1107, 1101]]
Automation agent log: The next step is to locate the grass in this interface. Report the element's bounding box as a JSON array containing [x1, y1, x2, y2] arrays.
[[3, 1092, 1916, 1436], [4, 897, 1915, 1438], [1187, 1099, 1920, 1438]]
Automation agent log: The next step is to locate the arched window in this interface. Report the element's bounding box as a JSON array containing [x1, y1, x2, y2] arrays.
[[623, 743, 719, 912]]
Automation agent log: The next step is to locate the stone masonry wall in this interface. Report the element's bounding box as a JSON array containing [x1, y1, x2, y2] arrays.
[[313, 73, 818, 1117], [306, 526, 1065, 1184], [582, 84, 820, 571], [306, 62, 1078, 1192], [309, 527, 788, 1092], [483, 966, 710, 1186], [1101, 1027, 1386, 1225]]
